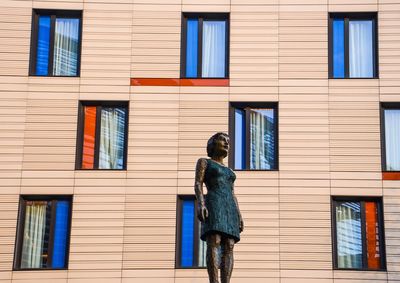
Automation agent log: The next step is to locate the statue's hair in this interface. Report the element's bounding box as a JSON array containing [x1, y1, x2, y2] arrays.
[[206, 132, 229, 158]]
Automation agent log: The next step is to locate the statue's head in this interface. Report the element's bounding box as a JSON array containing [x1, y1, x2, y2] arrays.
[[207, 132, 230, 159]]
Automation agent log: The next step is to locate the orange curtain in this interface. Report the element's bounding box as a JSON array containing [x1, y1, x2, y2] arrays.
[[82, 106, 96, 169], [365, 201, 380, 269]]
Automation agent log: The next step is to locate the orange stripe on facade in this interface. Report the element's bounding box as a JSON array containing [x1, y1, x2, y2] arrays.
[[382, 172, 400, 180], [180, 78, 229, 86], [365, 202, 380, 269], [131, 78, 229, 87], [131, 78, 180, 86], [82, 106, 97, 169]]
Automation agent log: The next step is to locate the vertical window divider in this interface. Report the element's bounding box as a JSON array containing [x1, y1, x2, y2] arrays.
[[197, 17, 203, 78], [93, 106, 101, 169], [225, 14, 230, 78], [123, 107, 129, 170], [378, 201, 386, 270], [48, 15, 56, 76], [344, 17, 350, 78], [245, 108, 251, 170], [30, 12, 39, 75], [360, 201, 368, 268], [46, 200, 57, 268], [14, 197, 26, 269], [331, 199, 338, 270], [228, 105, 235, 169], [181, 16, 188, 78], [373, 16, 378, 78]]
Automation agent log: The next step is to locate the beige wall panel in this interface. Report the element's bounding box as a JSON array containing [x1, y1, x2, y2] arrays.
[[0, 6, 30, 77], [131, 5, 180, 78], [230, 5, 278, 87]]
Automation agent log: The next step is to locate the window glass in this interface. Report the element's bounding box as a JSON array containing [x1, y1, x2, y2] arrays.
[[384, 109, 400, 171], [17, 198, 71, 269], [79, 103, 128, 170], [53, 18, 80, 76], [185, 19, 199, 78], [335, 201, 362, 269], [250, 109, 276, 170], [99, 107, 126, 169], [202, 21, 226, 78], [232, 104, 277, 170], [234, 109, 245, 170], [349, 20, 374, 78], [31, 10, 81, 76], [177, 197, 206, 268], [333, 199, 384, 270], [330, 14, 376, 78], [182, 14, 228, 78], [332, 19, 345, 78]]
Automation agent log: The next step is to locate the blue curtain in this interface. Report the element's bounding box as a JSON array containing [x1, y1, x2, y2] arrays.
[[53, 18, 80, 76], [202, 21, 226, 78], [181, 200, 195, 267], [332, 19, 345, 78], [35, 16, 51, 75], [349, 20, 374, 78], [234, 109, 245, 170], [186, 19, 198, 77], [52, 201, 70, 268]]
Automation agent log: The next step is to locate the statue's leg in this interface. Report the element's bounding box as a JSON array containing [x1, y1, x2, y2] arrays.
[[221, 237, 235, 283], [206, 234, 221, 283]]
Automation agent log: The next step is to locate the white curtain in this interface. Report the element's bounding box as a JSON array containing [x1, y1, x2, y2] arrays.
[[99, 108, 126, 169], [53, 18, 80, 76], [349, 20, 374, 78], [21, 202, 47, 269], [202, 21, 226, 78], [250, 109, 274, 170], [385, 110, 400, 171], [336, 202, 363, 269]]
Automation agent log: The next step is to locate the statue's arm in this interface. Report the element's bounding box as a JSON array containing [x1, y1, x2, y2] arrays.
[[232, 184, 244, 232], [194, 158, 208, 222]]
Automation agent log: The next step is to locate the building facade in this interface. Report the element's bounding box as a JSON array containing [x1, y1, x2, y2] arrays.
[[1, 0, 400, 282]]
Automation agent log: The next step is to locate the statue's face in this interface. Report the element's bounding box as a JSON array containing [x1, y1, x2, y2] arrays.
[[215, 134, 230, 157]]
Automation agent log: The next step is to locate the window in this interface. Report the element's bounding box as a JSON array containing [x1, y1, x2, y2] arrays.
[[176, 196, 206, 268], [381, 103, 400, 171], [329, 13, 378, 78], [30, 9, 82, 76], [229, 102, 278, 170], [76, 102, 129, 170], [14, 196, 72, 270], [181, 13, 229, 78], [332, 197, 386, 270]]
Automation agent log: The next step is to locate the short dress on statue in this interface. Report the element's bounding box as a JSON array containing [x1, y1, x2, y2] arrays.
[[200, 159, 241, 243]]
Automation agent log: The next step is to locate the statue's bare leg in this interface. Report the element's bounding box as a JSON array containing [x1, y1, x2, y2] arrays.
[[207, 234, 221, 283], [221, 237, 235, 283]]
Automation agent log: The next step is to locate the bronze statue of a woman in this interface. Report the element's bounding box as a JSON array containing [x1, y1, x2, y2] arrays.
[[194, 132, 244, 283]]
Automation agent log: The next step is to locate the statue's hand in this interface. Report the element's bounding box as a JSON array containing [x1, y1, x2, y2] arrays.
[[239, 217, 244, 232], [198, 203, 208, 222]]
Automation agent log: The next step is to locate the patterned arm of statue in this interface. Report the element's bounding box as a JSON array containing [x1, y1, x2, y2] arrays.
[[232, 184, 244, 232], [194, 158, 208, 222]]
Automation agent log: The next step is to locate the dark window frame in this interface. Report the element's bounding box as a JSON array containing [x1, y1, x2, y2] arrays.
[[29, 9, 83, 77], [13, 195, 73, 271], [75, 101, 129, 170], [328, 12, 378, 79], [175, 195, 206, 269], [331, 196, 386, 271], [228, 102, 279, 171], [380, 102, 400, 172], [180, 13, 230, 79]]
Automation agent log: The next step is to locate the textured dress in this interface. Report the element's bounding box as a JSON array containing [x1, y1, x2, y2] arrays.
[[200, 159, 241, 243]]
